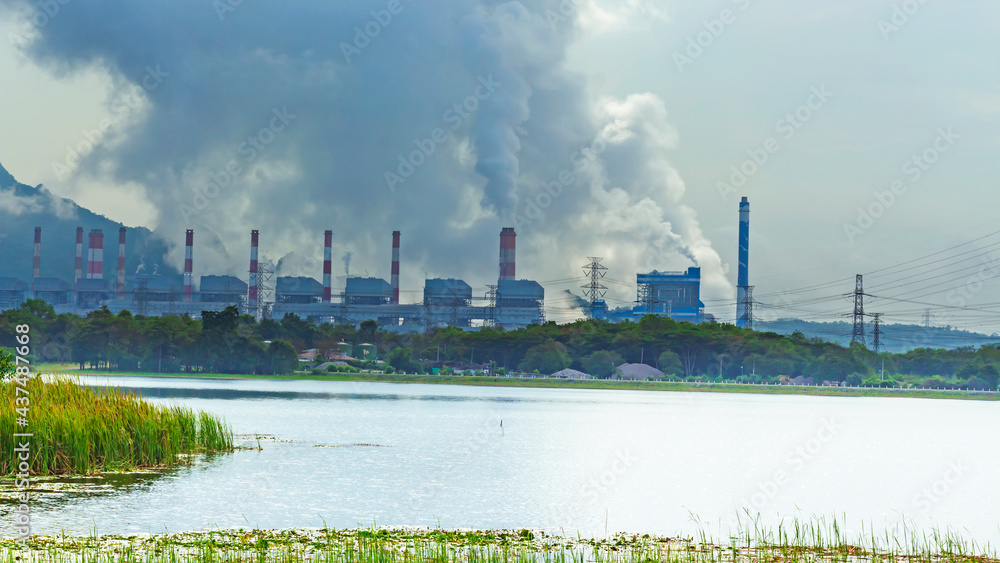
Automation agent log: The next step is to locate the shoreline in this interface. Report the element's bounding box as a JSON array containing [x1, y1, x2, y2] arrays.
[[44, 366, 1000, 401]]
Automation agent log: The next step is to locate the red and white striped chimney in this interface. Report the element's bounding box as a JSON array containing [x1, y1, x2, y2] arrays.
[[88, 229, 104, 280], [183, 229, 194, 302], [499, 227, 516, 281], [32, 227, 41, 281], [74, 227, 83, 299], [248, 230, 259, 311], [390, 230, 400, 304], [323, 230, 332, 303], [116, 227, 126, 299]]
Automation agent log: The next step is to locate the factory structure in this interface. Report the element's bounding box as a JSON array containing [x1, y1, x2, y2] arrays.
[[0, 196, 752, 329], [0, 226, 546, 331], [583, 195, 750, 325]]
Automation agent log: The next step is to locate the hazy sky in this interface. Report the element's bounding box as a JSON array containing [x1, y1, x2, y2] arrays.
[[1, 0, 998, 330]]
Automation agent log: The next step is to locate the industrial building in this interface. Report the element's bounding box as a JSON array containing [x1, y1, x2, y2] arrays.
[[589, 267, 708, 324], [1, 200, 752, 329], [0, 224, 548, 330]]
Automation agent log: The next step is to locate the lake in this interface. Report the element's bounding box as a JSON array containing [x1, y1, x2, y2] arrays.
[[7, 376, 999, 542]]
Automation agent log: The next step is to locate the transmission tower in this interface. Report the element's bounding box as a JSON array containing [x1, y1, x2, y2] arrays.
[[851, 274, 866, 347], [870, 312, 883, 353], [581, 257, 608, 318], [742, 285, 755, 330], [485, 284, 497, 327], [255, 261, 275, 320], [923, 309, 932, 328], [131, 275, 149, 316]]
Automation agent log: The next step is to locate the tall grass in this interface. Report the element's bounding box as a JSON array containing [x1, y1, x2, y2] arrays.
[[0, 519, 995, 563], [0, 376, 233, 475]]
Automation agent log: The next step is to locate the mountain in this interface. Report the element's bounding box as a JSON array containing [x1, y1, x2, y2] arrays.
[[757, 318, 1000, 353], [0, 162, 177, 285]]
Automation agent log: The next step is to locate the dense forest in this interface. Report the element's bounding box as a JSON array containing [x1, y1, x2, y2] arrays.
[[1, 299, 999, 389]]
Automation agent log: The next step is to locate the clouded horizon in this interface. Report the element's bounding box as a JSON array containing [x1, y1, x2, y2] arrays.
[[1, 0, 998, 330]]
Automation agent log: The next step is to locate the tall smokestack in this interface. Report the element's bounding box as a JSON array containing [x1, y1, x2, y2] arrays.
[[391, 230, 400, 304], [74, 227, 83, 300], [248, 230, 259, 313], [183, 229, 194, 302], [736, 196, 750, 328], [88, 229, 104, 280], [32, 227, 41, 282], [323, 230, 332, 303], [499, 227, 516, 281], [117, 227, 126, 299]]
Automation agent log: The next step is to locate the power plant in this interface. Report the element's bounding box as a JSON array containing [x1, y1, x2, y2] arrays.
[[0, 196, 752, 328], [0, 226, 546, 330]]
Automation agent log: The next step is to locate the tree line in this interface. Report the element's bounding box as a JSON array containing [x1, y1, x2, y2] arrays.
[[1, 299, 999, 389]]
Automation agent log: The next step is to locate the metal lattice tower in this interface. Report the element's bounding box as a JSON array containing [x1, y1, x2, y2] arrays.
[[131, 275, 149, 316], [923, 309, 932, 328], [871, 312, 883, 353], [485, 284, 497, 327], [743, 286, 755, 330], [851, 274, 866, 347], [255, 261, 275, 320], [581, 257, 608, 317], [638, 283, 657, 315]]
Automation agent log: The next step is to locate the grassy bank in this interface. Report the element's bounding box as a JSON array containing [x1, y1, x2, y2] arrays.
[[41, 363, 1000, 401], [0, 521, 995, 563], [0, 376, 233, 475]]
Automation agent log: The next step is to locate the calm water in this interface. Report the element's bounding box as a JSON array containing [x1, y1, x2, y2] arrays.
[[6, 376, 999, 541]]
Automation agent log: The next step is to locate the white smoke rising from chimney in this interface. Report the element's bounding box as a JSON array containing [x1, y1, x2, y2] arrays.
[[7, 0, 732, 315]]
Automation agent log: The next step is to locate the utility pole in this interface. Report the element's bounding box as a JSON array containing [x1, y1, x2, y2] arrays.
[[581, 257, 608, 318], [851, 274, 867, 347]]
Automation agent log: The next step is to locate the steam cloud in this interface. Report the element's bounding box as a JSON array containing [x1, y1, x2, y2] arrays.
[[3, 0, 731, 320]]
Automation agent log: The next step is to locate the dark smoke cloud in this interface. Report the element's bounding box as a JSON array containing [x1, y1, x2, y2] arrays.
[[2, 0, 731, 318]]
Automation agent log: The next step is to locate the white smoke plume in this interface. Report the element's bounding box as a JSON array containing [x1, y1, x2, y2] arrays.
[[3, 0, 731, 319]]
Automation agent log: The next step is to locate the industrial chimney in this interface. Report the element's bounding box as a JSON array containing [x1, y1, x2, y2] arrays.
[[323, 230, 332, 303], [736, 196, 750, 328], [499, 227, 516, 281], [32, 227, 41, 282], [87, 229, 104, 280], [248, 230, 259, 313], [74, 227, 83, 300], [391, 230, 400, 304], [183, 229, 194, 302], [117, 227, 126, 300]]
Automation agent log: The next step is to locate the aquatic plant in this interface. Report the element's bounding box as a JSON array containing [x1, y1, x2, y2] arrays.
[[0, 376, 233, 475], [0, 518, 995, 563]]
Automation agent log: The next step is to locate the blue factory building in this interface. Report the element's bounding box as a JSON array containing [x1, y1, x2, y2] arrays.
[[596, 267, 707, 324]]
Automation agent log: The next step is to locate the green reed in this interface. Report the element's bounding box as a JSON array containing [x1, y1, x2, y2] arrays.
[[0, 376, 233, 475], [0, 518, 995, 563]]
